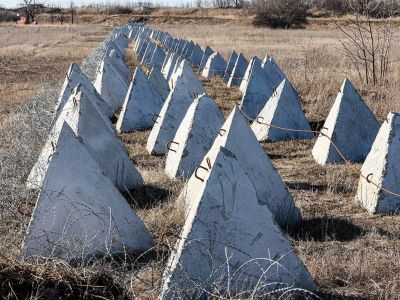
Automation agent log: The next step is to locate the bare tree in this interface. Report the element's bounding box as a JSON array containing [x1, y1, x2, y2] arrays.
[[70, 1, 75, 24], [19, 0, 44, 23], [335, 0, 399, 87]]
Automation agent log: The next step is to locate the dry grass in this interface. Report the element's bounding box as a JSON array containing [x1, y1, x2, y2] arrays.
[[1, 18, 400, 299]]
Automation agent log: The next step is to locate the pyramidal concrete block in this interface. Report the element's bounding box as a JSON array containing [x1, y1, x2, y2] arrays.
[[149, 45, 166, 70], [240, 57, 277, 119], [190, 43, 204, 68], [262, 56, 286, 88], [312, 79, 380, 165], [162, 52, 179, 82], [105, 48, 131, 79], [137, 39, 149, 62], [239, 56, 260, 93], [54, 63, 112, 121], [183, 41, 195, 60], [161, 147, 315, 299], [165, 93, 224, 179], [201, 52, 227, 78], [180, 106, 301, 228], [356, 112, 400, 214], [227, 53, 248, 88], [94, 57, 129, 112], [141, 41, 156, 66], [28, 87, 143, 191], [148, 65, 169, 100], [21, 123, 154, 261], [147, 60, 206, 155], [198, 46, 213, 73], [223, 50, 238, 83], [168, 56, 184, 89], [251, 79, 313, 141], [117, 68, 165, 132]]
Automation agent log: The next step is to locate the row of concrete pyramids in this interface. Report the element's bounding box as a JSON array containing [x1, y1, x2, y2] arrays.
[[125, 26, 317, 297], [22, 23, 155, 262]]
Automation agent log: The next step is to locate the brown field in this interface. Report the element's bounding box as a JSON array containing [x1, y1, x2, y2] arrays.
[[0, 11, 400, 299]]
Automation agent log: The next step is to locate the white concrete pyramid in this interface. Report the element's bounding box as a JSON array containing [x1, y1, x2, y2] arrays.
[[54, 63, 112, 121], [240, 57, 277, 119], [223, 50, 238, 83], [162, 52, 179, 82], [94, 57, 129, 112], [168, 56, 184, 89], [165, 94, 224, 179], [180, 106, 301, 227], [161, 51, 173, 74], [148, 65, 169, 100], [201, 52, 226, 78], [149, 45, 166, 69], [239, 56, 260, 93], [105, 48, 131, 79], [21, 123, 154, 261], [161, 147, 315, 299], [168, 58, 198, 91], [251, 79, 313, 141], [312, 79, 380, 165], [227, 53, 248, 88], [262, 56, 286, 88], [183, 41, 195, 59], [198, 46, 213, 73], [356, 112, 400, 214], [190, 43, 203, 68], [117, 68, 164, 132], [137, 39, 149, 62], [28, 88, 143, 191], [141, 41, 156, 66], [146, 60, 206, 155]]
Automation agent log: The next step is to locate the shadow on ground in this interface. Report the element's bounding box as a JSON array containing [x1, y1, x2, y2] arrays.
[[124, 184, 170, 209], [291, 217, 366, 242]]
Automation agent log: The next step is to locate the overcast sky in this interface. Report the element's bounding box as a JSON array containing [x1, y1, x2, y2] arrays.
[[2, 0, 194, 8]]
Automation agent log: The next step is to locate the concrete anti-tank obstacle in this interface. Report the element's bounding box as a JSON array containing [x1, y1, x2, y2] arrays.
[[179, 106, 301, 228], [312, 78, 380, 165], [239, 56, 260, 93], [198, 46, 213, 73], [356, 112, 400, 214], [190, 43, 204, 68], [239, 57, 277, 119], [160, 147, 315, 299], [21, 122, 154, 261], [148, 45, 166, 70], [201, 52, 227, 78], [148, 65, 169, 101], [104, 48, 131, 79], [223, 50, 238, 83], [54, 63, 112, 122], [251, 79, 314, 141], [94, 56, 130, 112], [165, 93, 224, 179], [146, 60, 206, 155], [262, 56, 287, 88], [28, 87, 143, 191], [227, 53, 248, 88], [141, 41, 156, 66], [116, 68, 165, 132]]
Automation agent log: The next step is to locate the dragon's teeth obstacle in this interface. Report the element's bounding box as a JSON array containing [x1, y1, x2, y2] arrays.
[[198, 46, 213, 73], [164, 93, 224, 179], [146, 60, 206, 155], [28, 87, 143, 191], [227, 53, 248, 88], [148, 65, 169, 100], [160, 147, 315, 299], [201, 52, 227, 78], [356, 112, 400, 214], [179, 106, 301, 227], [223, 50, 238, 83], [21, 122, 153, 261], [312, 79, 380, 165], [251, 79, 313, 141], [239, 56, 260, 93], [117, 68, 165, 132], [190, 43, 204, 68]]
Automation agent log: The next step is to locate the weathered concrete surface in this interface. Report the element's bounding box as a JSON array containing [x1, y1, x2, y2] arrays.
[[223, 50, 238, 83], [105, 48, 131, 79], [54, 63, 112, 121], [146, 60, 206, 155], [21, 123, 153, 261], [239, 56, 260, 93], [201, 52, 227, 78], [161, 52, 178, 81], [227, 53, 248, 88], [117, 68, 165, 132], [149, 45, 166, 70], [180, 106, 301, 227], [251, 79, 313, 141], [161, 147, 315, 299], [141, 41, 156, 66], [168, 56, 184, 89], [190, 43, 203, 68], [262, 56, 286, 84], [239, 57, 276, 119], [28, 87, 143, 191], [165, 94, 224, 179], [312, 79, 380, 165], [148, 65, 169, 100], [183, 41, 195, 60], [94, 57, 129, 112], [356, 112, 400, 214], [198, 46, 213, 73], [137, 39, 149, 62]]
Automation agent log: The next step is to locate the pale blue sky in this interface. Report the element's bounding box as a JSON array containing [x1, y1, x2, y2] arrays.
[[2, 0, 195, 8]]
